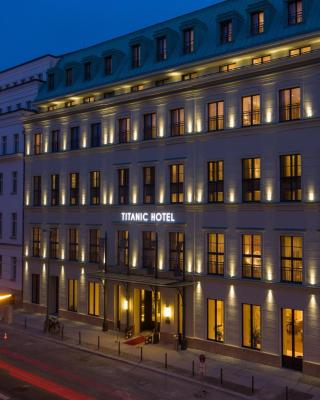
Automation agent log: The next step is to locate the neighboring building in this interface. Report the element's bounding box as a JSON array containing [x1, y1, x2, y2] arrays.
[[0, 55, 58, 303], [23, 0, 320, 376]]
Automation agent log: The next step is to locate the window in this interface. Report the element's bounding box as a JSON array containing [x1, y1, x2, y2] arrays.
[[219, 63, 236, 72], [11, 213, 17, 238], [280, 154, 301, 202], [32, 227, 41, 257], [33, 176, 41, 206], [242, 95, 261, 126], [282, 309, 303, 364], [49, 228, 59, 259], [132, 44, 141, 68], [12, 171, 17, 194], [117, 230, 129, 268], [208, 101, 224, 131], [169, 232, 184, 272], [65, 100, 74, 108], [252, 55, 271, 65], [131, 84, 144, 93], [89, 229, 100, 263], [242, 234, 262, 279], [88, 281, 100, 316], [143, 166, 155, 204], [289, 46, 311, 57], [208, 299, 224, 342], [279, 88, 301, 122], [48, 73, 55, 90], [51, 130, 60, 152], [182, 72, 198, 81], [242, 158, 261, 202], [69, 228, 79, 261], [221, 20, 232, 43], [208, 233, 224, 275], [51, 174, 59, 206], [288, 0, 303, 25], [157, 36, 167, 61], [69, 173, 79, 206], [0, 173, 3, 195], [170, 108, 185, 136], [155, 78, 170, 87], [84, 61, 92, 81], [208, 161, 224, 203], [34, 133, 42, 155], [251, 11, 264, 35], [90, 171, 100, 205], [243, 304, 261, 350], [142, 231, 157, 270], [281, 236, 303, 283], [70, 126, 80, 150], [31, 274, 40, 304], [91, 123, 101, 148], [104, 55, 112, 75], [183, 28, 194, 54], [2, 136, 7, 155], [143, 113, 157, 140], [14, 134, 19, 153], [68, 279, 78, 312], [170, 164, 184, 204], [83, 96, 95, 104], [119, 118, 131, 143], [48, 104, 57, 112], [65, 68, 73, 86], [118, 168, 129, 205]]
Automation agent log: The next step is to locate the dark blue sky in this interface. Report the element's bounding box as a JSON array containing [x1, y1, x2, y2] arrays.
[[1, 0, 221, 71]]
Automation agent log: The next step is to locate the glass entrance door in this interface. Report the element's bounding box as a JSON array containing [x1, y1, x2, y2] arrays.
[[282, 308, 303, 371], [140, 290, 160, 332]]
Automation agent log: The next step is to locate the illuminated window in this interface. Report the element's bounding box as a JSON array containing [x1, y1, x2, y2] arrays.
[[282, 309, 303, 370], [143, 113, 157, 140], [83, 96, 95, 104], [183, 28, 194, 54], [69, 172, 79, 206], [142, 231, 157, 270], [119, 117, 131, 143], [157, 36, 167, 61], [65, 100, 74, 108], [89, 229, 100, 263], [182, 72, 198, 81], [208, 233, 224, 275], [69, 228, 79, 261], [31, 274, 40, 304], [169, 232, 185, 272], [88, 281, 100, 316], [50, 174, 59, 206], [170, 164, 184, 204], [49, 228, 59, 259], [117, 230, 129, 268], [90, 123, 101, 147], [131, 84, 144, 92], [221, 20, 232, 43], [242, 158, 260, 202], [132, 44, 141, 68], [281, 236, 303, 283], [208, 101, 224, 131], [280, 154, 301, 201], [90, 171, 100, 205], [118, 168, 129, 205], [68, 279, 78, 312], [251, 11, 264, 35], [242, 234, 262, 279], [219, 63, 236, 72], [32, 227, 41, 257], [288, 0, 303, 25], [170, 108, 185, 136], [208, 299, 224, 342], [33, 176, 41, 206], [289, 46, 311, 57], [252, 55, 271, 65], [70, 126, 80, 150], [34, 133, 42, 155], [243, 304, 261, 350], [208, 161, 224, 203], [143, 166, 155, 204], [279, 87, 301, 122], [242, 95, 261, 126]]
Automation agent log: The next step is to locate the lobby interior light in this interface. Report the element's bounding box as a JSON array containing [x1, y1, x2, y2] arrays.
[[123, 298, 129, 311], [164, 305, 172, 323]]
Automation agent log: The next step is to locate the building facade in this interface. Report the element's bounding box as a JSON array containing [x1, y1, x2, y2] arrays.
[[23, 0, 320, 376], [0, 55, 58, 303]]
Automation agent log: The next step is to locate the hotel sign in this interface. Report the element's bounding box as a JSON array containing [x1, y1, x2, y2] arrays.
[[121, 212, 176, 223]]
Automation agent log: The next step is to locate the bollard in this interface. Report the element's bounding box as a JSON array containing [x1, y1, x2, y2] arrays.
[[220, 368, 223, 385], [24, 317, 27, 329], [165, 353, 168, 369], [98, 336, 100, 350], [140, 347, 143, 362], [192, 360, 195, 377], [78, 331, 81, 345], [251, 376, 254, 394], [285, 386, 288, 400], [118, 341, 120, 356], [61, 325, 64, 341]]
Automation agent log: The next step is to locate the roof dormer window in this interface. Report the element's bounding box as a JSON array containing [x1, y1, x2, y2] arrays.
[[251, 11, 264, 35], [183, 28, 194, 54], [157, 36, 167, 61], [132, 44, 141, 68], [288, 0, 303, 25], [104, 55, 112, 75], [48, 73, 55, 91], [221, 20, 232, 44], [65, 68, 73, 86], [84, 62, 92, 81]]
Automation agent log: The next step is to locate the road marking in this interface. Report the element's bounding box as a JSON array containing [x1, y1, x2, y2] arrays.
[[0, 393, 10, 400]]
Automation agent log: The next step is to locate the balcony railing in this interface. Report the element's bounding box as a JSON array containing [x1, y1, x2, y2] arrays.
[[208, 262, 224, 276], [242, 265, 262, 279], [208, 116, 224, 131], [279, 104, 301, 122], [281, 267, 303, 283], [171, 123, 185, 136]]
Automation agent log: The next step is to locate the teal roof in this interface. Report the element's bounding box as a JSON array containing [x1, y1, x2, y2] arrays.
[[37, 0, 319, 102]]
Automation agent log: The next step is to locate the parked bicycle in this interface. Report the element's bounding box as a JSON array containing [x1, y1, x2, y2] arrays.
[[43, 315, 61, 335]]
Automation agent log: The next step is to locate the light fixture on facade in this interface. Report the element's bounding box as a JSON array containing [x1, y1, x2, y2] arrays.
[[164, 305, 171, 324], [123, 298, 129, 311]]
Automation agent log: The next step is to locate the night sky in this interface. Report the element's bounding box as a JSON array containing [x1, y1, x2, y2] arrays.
[[0, 0, 222, 71]]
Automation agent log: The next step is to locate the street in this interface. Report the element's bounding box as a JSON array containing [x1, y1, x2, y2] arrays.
[[0, 328, 243, 400]]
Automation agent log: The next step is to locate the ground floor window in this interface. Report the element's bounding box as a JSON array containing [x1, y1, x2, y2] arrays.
[[207, 299, 224, 342], [88, 281, 100, 316], [68, 279, 78, 312], [242, 304, 261, 350], [31, 274, 40, 304], [282, 308, 303, 370]]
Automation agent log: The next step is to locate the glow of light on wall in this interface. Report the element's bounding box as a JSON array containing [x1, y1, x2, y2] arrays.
[[197, 188, 203, 203], [103, 126, 108, 145], [309, 270, 316, 286], [195, 281, 202, 294], [266, 186, 273, 202], [229, 190, 235, 203], [61, 265, 65, 277], [133, 123, 138, 141], [61, 246, 65, 260], [159, 186, 165, 204], [229, 284, 235, 298], [308, 189, 315, 202], [81, 267, 85, 275], [187, 118, 193, 133], [81, 248, 85, 262], [187, 187, 193, 203], [187, 256, 192, 273], [25, 246, 29, 257], [43, 191, 47, 206], [266, 109, 272, 123], [267, 289, 273, 303], [103, 190, 107, 205], [306, 105, 313, 118], [196, 257, 202, 274], [44, 137, 48, 153], [132, 186, 138, 204], [25, 192, 30, 206], [61, 190, 66, 205], [81, 190, 86, 205], [266, 264, 273, 281], [62, 135, 67, 151], [109, 126, 114, 144], [42, 263, 46, 273], [229, 114, 235, 129], [163, 305, 172, 319], [196, 117, 202, 133], [82, 134, 87, 148], [26, 141, 30, 156], [310, 294, 317, 308], [158, 253, 164, 270], [25, 261, 29, 273], [109, 190, 114, 205], [229, 255, 236, 277], [42, 244, 47, 259], [132, 252, 137, 268]]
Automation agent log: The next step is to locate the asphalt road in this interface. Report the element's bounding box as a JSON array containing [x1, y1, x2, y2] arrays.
[[0, 328, 243, 400]]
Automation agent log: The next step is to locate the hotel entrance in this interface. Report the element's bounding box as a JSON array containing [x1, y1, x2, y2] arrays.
[[140, 289, 160, 332], [282, 308, 303, 371]]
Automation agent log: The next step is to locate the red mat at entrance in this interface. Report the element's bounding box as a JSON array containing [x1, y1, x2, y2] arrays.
[[124, 336, 145, 346]]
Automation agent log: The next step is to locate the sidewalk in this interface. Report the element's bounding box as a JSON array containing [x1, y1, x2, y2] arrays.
[[8, 310, 320, 400]]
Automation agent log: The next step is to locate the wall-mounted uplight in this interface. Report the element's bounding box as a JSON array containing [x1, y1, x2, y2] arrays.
[[123, 298, 129, 311], [164, 305, 172, 324]]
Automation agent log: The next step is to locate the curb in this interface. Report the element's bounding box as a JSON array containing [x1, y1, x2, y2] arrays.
[[7, 324, 253, 400]]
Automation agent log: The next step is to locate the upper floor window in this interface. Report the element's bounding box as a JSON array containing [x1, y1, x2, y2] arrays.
[[208, 101, 224, 132], [220, 20, 232, 44], [51, 130, 60, 153], [242, 158, 261, 202], [242, 234, 262, 279], [104, 55, 112, 75], [49, 228, 59, 259], [142, 231, 157, 270], [169, 232, 185, 273], [90, 123, 101, 148], [280, 154, 301, 202], [208, 161, 224, 203], [242, 95, 261, 126], [143, 113, 157, 140], [70, 126, 80, 150], [170, 108, 185, 136], [143, 166, 155, 204], [12, 171, 17, 195], [14, 133, 19, 153], [219, 63, 236, 73], [289, 46, 311, 57], [252, 55, 271, 65], [243, 304, 261, 350], [183, 28, 195, 54], [51, 174, 59, 206], [33, 176, 41, 206], [32, 227, 41, 257], [11, 213, 17, 239], [90, 171, 100, 205], [2, 136, 7, 155], [131, 84, 144, 93], [182, 72, 198, 81], [89, 229, 100, 263], [288, 0, 303, 25], [157, 36, 167, 61], [48, 73, 55, 90], [208, 299, 224, 342], [34, 133, 42, 155], [118, 168, 129, 205], [251, 11, 264, 35], [170, 164, 184, 204], [69, 228, 79, 261], [279, 88, 301, 122], [132, 44, 141, 68], [69, 173, 79, 206], [84, 62, 92, 81], [65, 68, 73, 86], [117, 230, 129, 268], [208, 233, 224, 275], [119, 118, 131, 144], [281, 236, 303, 283]]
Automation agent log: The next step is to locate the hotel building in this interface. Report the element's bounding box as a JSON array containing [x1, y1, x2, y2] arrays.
[[23, 0, 320, 375]]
